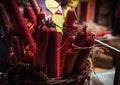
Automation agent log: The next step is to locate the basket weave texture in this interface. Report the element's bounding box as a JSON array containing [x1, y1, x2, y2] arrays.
[[7, 60, 91, 85]]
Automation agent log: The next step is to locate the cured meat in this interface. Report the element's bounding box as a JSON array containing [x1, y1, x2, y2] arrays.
[[2, 0, 36, 66], [47, 28, 62, 78], [36, 25, 49, 73]]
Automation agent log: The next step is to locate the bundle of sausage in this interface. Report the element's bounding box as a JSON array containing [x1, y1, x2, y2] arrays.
[[60, 5, 95, 77], [61, 25, 95, 77], [1, 0, 95, 79]]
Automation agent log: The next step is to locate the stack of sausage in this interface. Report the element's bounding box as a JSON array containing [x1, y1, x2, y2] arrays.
[[0, 0, 95, 78]]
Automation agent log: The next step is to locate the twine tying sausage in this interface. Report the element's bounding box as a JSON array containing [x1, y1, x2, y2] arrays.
[[72, 43, 93, 50], [57, 29, 78, 51]]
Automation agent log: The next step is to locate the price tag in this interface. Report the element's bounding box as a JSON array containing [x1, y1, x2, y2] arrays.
[[45, 0, 62, 14], [45, 0, 63, 34]]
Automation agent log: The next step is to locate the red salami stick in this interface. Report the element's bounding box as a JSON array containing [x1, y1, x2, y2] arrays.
[[29, 0, 40, 15], [75, 33, 95, 72], [74, 26, 87, 47], [2, 0, 36, 66], [36, 25, 49, 73], [62, 8, 76, 44], [60, 35, 75, 76], [24, 5, 36, 25], [65, 8, 75, 33], [62, 26, 87, 77], [56, 32, 62, 77], [62, 48, 76, 77], [47, 28, 62, 78], [31, 12, 45, 42]]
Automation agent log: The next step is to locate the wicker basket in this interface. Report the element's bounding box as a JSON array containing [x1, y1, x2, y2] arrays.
[[7, 59, 91, 85]]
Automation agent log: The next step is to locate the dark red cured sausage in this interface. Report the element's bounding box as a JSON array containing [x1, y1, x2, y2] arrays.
[[56, 32, 62, 77], [2, 0, 36, 66], [60, 35, 75, 77], [74, 33, 95, 73], [62, 26, 87, 77], [62, 48, 76, 77], [29, 0, 40, 15], [36, 25, 49, 73], [47, 28, 62, 78], [33, 12, 45, 42], [74, 26, 87, 47], [62, 8, 76, 45], [65, 8, 75, 32], [24, 5, 36, 25]]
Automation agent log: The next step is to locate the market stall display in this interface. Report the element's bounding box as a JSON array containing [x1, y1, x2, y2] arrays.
[[0, 0, 96, 84]]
